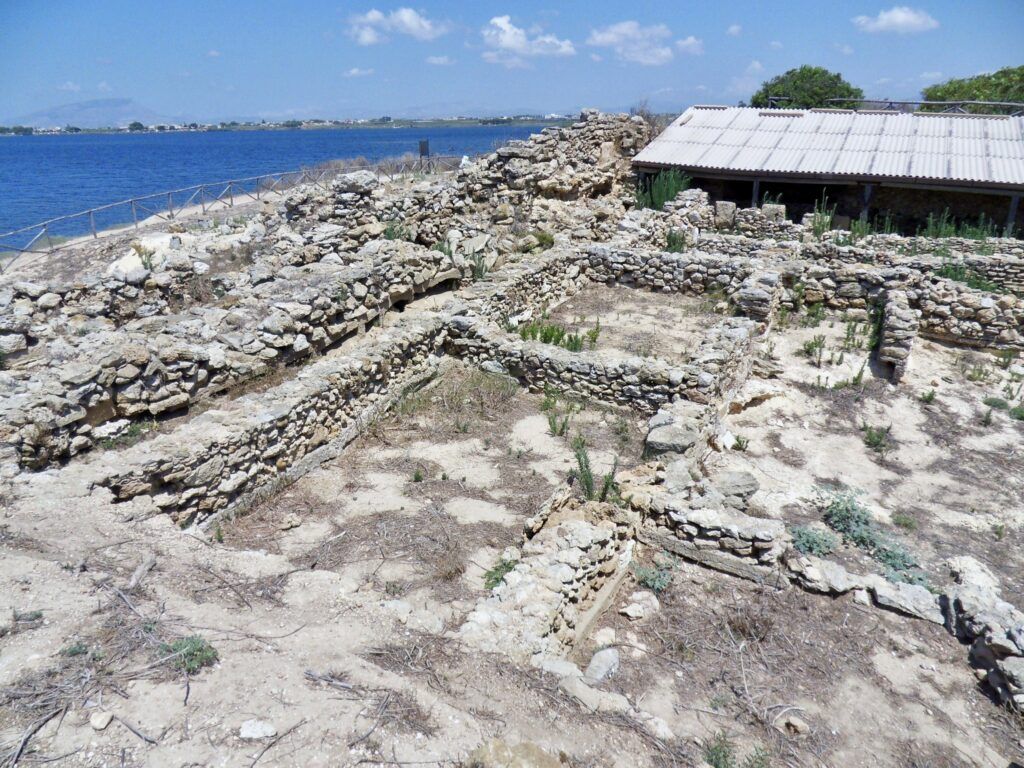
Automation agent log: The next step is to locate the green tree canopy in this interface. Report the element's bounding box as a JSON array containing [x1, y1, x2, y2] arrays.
[[127, 121, 145, 131], [749, 66, 864, 109], [921, 66, 1024, 112]]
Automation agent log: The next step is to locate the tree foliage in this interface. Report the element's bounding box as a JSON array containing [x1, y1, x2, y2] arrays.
[[749, 66, 864, 109], [921, 66, 1024, 112], [127, 121, 145, 131]]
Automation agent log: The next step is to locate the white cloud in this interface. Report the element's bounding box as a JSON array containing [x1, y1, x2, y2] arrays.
[[207, 49, 221, 57], [587, 21, 674, 65], [726, 24, 742, 36], [835, 43, 855, 55], [728, 60, 765, 95], [590, 53, 602, 62], [676, 35, 704, 56], [876, 76, 893, 85], [425, 55, 453, 65], [57, 81, 81, 92], [769, 40, 783, 49], [349, 7, 446, 45], [852, 6, 938, 33], [482, 15, 575, 68], [344, 67, 375, 77], [97, 81, 112, 92], [919, 70, 943, 81]]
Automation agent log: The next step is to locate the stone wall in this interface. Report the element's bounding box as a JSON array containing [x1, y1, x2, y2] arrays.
[[98, 316, 447, 527], [1, 241, 465, 471], [446, 314, 755, 411], [460, 489, 638, 661], [459, 110, 650, 205]]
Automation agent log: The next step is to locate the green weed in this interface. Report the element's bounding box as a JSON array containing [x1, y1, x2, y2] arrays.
[[483, 558, 518, 590]]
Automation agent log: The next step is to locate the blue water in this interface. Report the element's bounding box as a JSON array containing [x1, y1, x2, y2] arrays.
[[0, 125, 548, 240]]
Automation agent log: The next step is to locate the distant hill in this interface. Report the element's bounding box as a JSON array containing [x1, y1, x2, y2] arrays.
[[5, 98, 174, 129]]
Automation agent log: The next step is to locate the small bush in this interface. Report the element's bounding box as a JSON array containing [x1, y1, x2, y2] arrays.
[[483, 558, 518, 590], [636, 169, 690, 210], [891, 513, 917, 531], [665, 229, 687, 253], [470, 252, 489, 281], [412, 467, 425, 483], [547, 411, 571, 437], [800, 334, 826, 367], [632, 555, 675, 594], [919, 389, 936, 404], [161, 635, 218, 675], [383, 219, 410, 241], [571, 436, 595, 500], [533, 230, 555, 250], [811, 194, 836, 239], [1009, 405, 1024, 421], [61, 641, 89, 657], [703, 732, 771, 768], [861, 423, 892, 454], [791, 526, 838, 556], [821, 490, 924, 584], [983, 396, 1009, 410]]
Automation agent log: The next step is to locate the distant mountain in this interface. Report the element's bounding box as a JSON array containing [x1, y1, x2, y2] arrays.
[[5, 98, 175, 129]]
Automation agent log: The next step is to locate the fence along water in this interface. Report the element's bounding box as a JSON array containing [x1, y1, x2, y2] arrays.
[[0, 154, 464, 274]]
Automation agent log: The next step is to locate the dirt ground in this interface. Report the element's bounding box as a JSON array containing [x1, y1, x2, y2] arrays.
[[2, 288, 1023, 767], [545, 283, 720, 363], [711, 308, 1024, 599]]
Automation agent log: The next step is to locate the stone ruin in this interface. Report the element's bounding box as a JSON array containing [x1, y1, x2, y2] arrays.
[[0, 110, 1022, 765]]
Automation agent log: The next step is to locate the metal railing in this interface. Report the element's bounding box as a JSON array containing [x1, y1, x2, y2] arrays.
[[765, 96, 1024, 116], [0, 154, 465, 274]]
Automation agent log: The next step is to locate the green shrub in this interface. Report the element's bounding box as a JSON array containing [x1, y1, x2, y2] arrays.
[[636, 169, 690, 210], [891, 513, 917, 531], [483, 558, 518, 590], [547, 411, 571, 437], [791, 526, 838, 556], [811, 194, 836, 239], [983, 396, 1009, 410], [665, 229, 687, 253], [800, 334, 826, 367], [934, 259, 1001, 293], [821, 490, 925, 584], [861, 423, 892, 454], [383, 219, 409, 241], [161, 636, 218, 674], [703, 731, 772, 768], [571, 435, 595, 500], [61, 641, 89, 657], [1010, 405, 1024, 421], [533, 230, 555, 250], [470, 252, 489, 281], [919, 389, 936, 404], [632, 554, 676, 594]]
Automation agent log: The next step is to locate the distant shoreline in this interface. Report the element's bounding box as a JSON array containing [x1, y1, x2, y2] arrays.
[[1, 118, 572, 137]]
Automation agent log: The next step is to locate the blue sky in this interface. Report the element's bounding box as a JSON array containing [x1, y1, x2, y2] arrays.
[[1, 1, 1021, 121]]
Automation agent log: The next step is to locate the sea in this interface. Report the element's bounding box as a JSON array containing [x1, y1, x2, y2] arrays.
[[0, 124, 550, 242]]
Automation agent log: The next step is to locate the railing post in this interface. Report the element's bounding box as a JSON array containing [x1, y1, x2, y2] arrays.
[[168, 191, 175, 219], [90, 210, 97, 239], [132, 200, 138, 229], [229, 183, 234, 208], [201, 185, 206, 214], [44, 225, 53, 253]]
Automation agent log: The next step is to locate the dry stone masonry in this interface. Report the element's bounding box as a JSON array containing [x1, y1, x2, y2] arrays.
[[2, 109, 1022, 725]]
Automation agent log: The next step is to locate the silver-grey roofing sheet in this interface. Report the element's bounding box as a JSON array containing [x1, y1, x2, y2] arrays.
[[633, 106, 1024, 188]]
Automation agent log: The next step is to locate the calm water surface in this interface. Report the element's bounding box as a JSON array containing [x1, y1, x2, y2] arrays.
[[0, 125, 548, 238]]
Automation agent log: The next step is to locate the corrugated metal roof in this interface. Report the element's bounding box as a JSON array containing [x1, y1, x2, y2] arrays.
[[633, 106, 1024, 188]]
